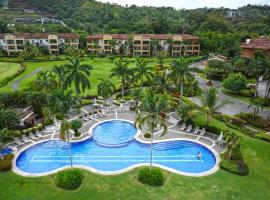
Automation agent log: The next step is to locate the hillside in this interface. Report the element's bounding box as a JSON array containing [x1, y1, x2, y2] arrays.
[[5, 0, 270, 35]]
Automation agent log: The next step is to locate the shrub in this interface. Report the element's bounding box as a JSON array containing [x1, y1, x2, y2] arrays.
[[55, 113, 64, 120], [205, 125, 224, 135], [54, 169, 84, 190], [137, 167, 165, 186], [223, 73, 247, 93], [44, 118, 54, 126], [0, 154, 13, 171], [144, 133, 151, 138]]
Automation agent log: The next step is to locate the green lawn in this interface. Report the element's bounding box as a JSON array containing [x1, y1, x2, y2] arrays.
[[1, 126, 270, 200], [0, 62, 21, 81], [0, 57, 165, 95]]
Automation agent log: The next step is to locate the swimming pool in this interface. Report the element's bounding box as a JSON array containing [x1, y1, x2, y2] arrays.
[[14, 120, 218, 176]]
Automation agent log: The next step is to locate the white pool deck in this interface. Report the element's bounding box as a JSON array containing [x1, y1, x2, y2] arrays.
[[11, 104, 225, 177]]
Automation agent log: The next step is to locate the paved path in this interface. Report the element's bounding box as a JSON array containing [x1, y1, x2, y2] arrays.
[[189, 62, 270, 117], [11, 68, 42, 91]]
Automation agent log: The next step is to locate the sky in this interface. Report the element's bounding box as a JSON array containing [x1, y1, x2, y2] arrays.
[[97, 0, 270, 9]]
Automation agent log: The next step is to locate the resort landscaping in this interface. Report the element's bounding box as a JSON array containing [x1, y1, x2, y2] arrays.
[[0, 53, 269, 200]]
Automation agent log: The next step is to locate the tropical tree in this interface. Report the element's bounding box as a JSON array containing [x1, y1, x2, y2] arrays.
[[133, 58, 154, 88], [246, 52, 265, 97], [59, 120, 73, 168], [0, 109, 20, 130], [52, 65, 66, 89], [63, 57, 92, 95], [225, 131, 241, 159], [248, 98, 265, 119], [124, 38, 133, 55], [108, 39, 118, 54], [177, 103, 196, 124], [170, 58, 192, 101], [262, 58, 270, 99], [152, 75, 171, 94], [0, 129, 11, 159], [135, 90, 169, 169], [50, 90, 79, 117], [97, 78, 114, 104], [200, 87, 231, 126], [35, 70, 56, 91], [150, 39, 161, 56], [70, 119, 83, 137], [110, 59, 131, 99], [223, 73, 247, 94]]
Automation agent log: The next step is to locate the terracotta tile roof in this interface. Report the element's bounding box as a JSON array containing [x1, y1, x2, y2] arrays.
[[1, 33, 79, 39], [240, 36, 270, 50], [86, 34, 199, 40]]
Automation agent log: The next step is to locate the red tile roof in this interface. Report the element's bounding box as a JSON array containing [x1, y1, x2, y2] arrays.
[[87, 34, 199, 40], [240, 36, 270, 50], [1, 33, 79, 39]]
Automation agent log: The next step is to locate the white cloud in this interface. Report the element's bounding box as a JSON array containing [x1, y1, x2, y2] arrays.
[[97, 0, 270, 9]]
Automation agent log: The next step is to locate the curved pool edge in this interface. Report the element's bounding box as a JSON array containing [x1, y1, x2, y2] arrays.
[[12, 119, 220, 177]]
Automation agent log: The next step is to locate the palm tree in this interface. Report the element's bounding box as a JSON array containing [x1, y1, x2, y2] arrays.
[[70, 119, 83, 137], [165, 38, 174, 56], [108, 39, 118, 54], [150, 39, 161, 56], [246, 52, 265, 97], [35, 70, 56, 91], [124, 37, 133, 55], [262, 58, 270, 99], [63, 58, 92, 95], [110, 59, 131, 99], [200, 87, 231, 126], [248, 98, 265, 119], [52, 65, 66, 89], [133, 58, 154, 88], [50, 90, 79, 118], [60, 120, 73, 168], [225, 131, 241, 159], [170, 58, 192, 101], [152, 75, 171, 94], [97, 78, 115, 104], [135, 90, 169, 169]]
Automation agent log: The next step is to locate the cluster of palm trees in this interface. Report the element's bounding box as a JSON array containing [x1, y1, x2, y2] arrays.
[[35, 57, 93, 96]]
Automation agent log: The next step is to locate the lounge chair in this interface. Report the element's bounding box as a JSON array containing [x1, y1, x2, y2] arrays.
[[14, 137, 24, 145], [36, 131, 43, 138], [101, 110, 106, 117], [29, 132, 38, 140], [22, 135, 30, 143], [200, 128, 206, 136], [186, 125, 192, 132], [6, 144, 17, 152], [180, 123, 186, 131], [193, 127, 200, 135]]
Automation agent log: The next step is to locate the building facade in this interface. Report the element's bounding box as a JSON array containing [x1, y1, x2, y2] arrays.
[[86, 34, 200, 57], [0, 33, 79, 55], [240, 36, 270, 58]]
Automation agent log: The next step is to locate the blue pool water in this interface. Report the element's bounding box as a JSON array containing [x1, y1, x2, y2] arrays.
[[16, 120, 217, 175], [1, 148, 12, 157], [93, 120, 137, 145]]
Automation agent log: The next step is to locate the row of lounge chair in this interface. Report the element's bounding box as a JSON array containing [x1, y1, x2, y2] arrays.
[[179, 123, 206, 136], [81, 110, 107, 122], [6, 131, 45, 151]]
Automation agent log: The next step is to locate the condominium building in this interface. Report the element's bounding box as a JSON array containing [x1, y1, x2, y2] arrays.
[[0, 33, 79, 55], [86, 34, 200, 57]]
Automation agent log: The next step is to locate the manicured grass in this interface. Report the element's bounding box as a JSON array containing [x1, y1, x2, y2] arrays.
[[221, 88, 270, 110], [0, 57, 166, 95], [0, 62, 21, 81], [1, 115, 270, 199]]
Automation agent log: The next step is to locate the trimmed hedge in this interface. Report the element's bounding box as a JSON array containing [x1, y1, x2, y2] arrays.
[[220, 152, 249, 176], [54, 169, 84, 190], [0, 154, 13, 171], [137, 167, 165, 186]]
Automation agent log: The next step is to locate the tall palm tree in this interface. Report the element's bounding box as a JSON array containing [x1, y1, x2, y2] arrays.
[[35, 70, 56, 91], [63, 58, 92, 95], [200, 87, 231, 126], [97, 78, 115, 104], [150, 39, 161, 56], [108, 39, 118, 54], [152, 75, 171, 94], [110, 59, 131, 99], [246, 52, 265, 97], [124, 37, 134, 55], [60, 120, 73, 168], [170, 58, 192, 101], [135, 90, 169, 170], [52, 65, 66, 89], [262, 58, 270, 99], [165, 38, 174, 56], [225, 132, 241, 159], [133, 58, 154, 88]]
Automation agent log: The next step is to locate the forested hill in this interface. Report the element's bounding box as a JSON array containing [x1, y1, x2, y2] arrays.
[[8, 0, 270, 35]]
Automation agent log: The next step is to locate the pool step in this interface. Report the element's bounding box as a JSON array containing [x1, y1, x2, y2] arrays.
[[153, 141, 194, 150]]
